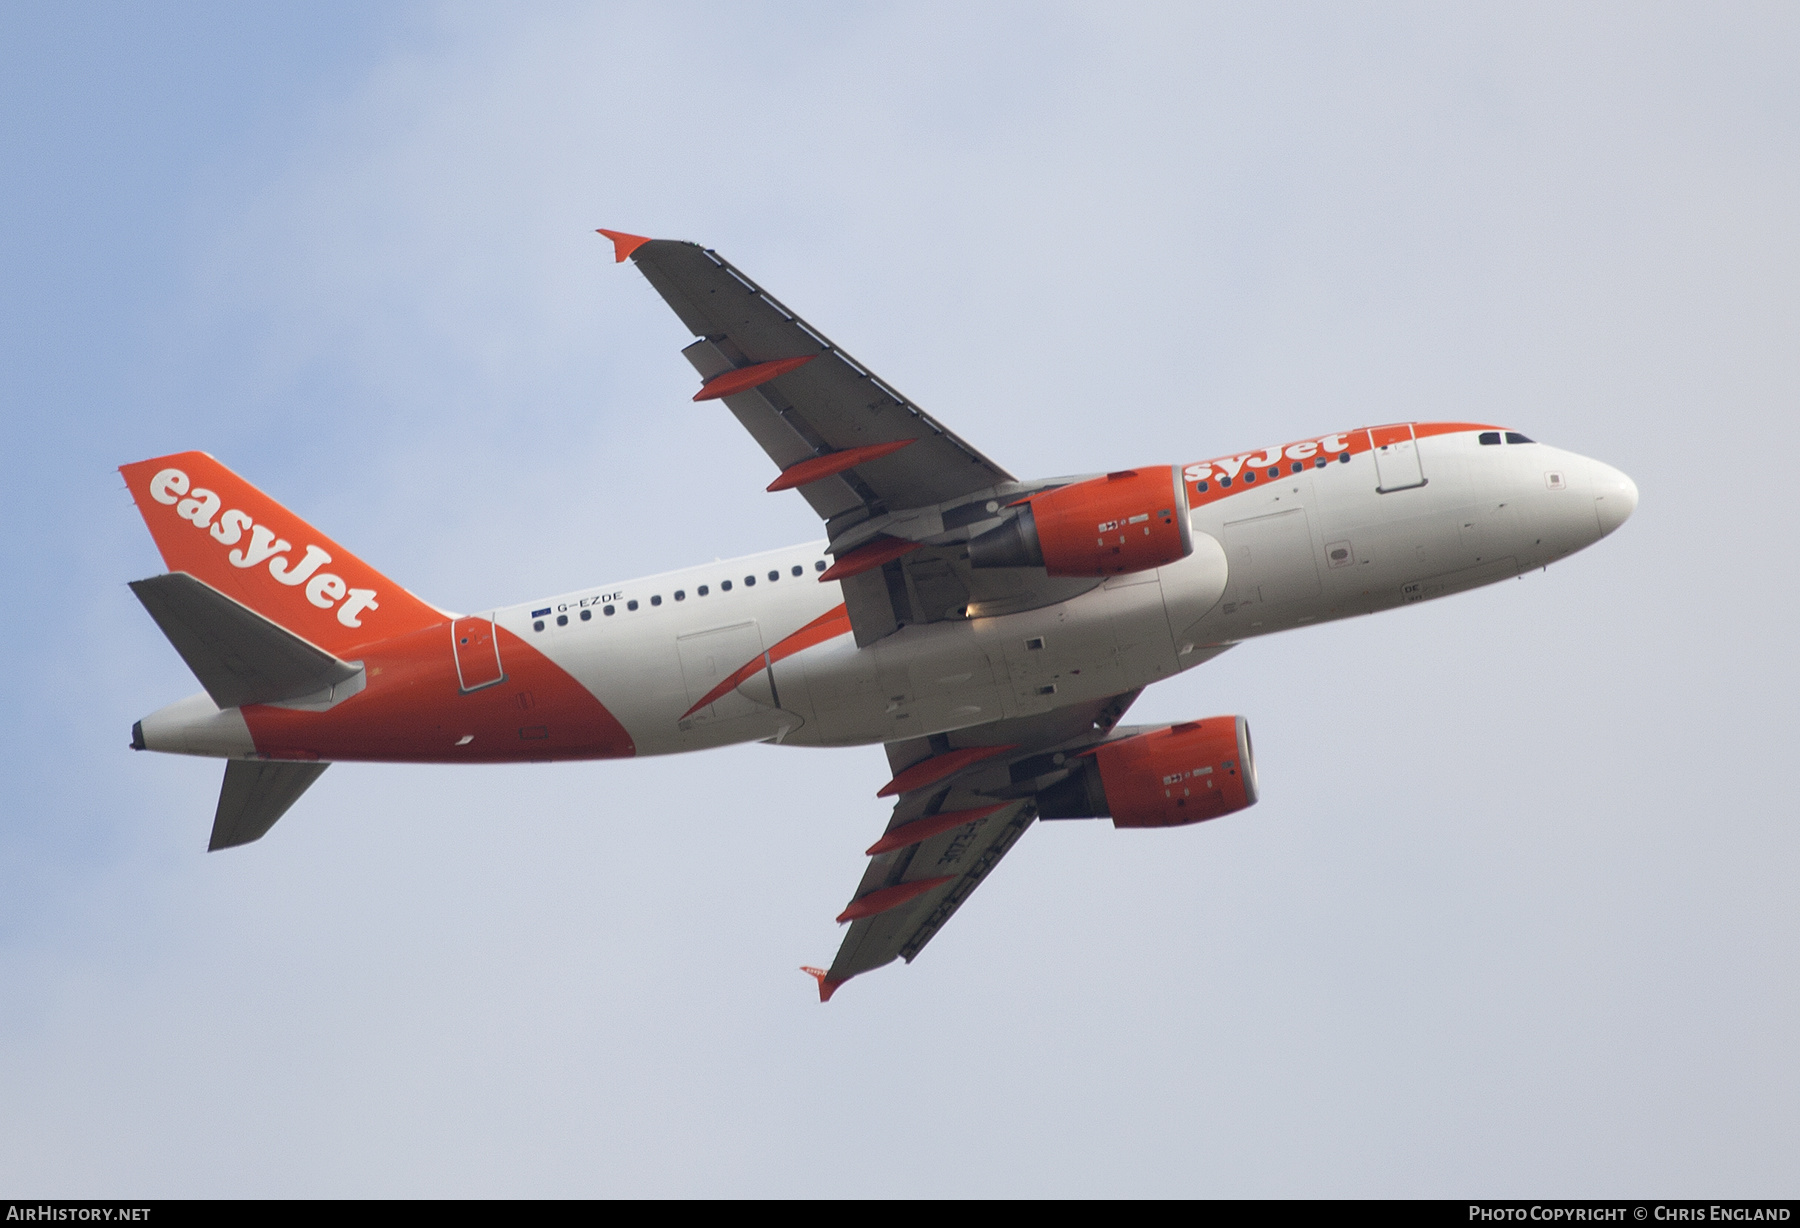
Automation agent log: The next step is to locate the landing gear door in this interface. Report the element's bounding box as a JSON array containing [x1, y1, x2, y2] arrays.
[[1369, 423, 1426, 492], [452, 615, 505, 693]]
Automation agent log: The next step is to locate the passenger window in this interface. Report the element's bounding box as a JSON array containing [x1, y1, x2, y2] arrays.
[[744, 575, 755, 586], [698, 586, 708, 596], [721, 580, 732, 591], [556, 614, 568, 626], [1313, 456, 1327, 468], [1290, 462, 1303, 474], [1244, 471, 1256, 483], [1195, 481, 1208, 493], [1268, 467, 1279, 479], [650, 595, 662, 606], [814, 560, 826, 571], [580, 609, 591, 621], [627, 599, 638, 611], [674, 590, 685, 601], [532, 619, 544, 632], [1479, 432, 1501, 445], [1338, 453, 1350, 463], [1219, 476, 1232, 488], [768, 570, 779, 582], [604, 604, 615, 616], [1505, 432, 1534, 444], [791, 565, 802, 577]]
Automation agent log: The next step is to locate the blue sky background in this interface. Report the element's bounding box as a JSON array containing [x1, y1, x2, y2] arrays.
[[2, 2, 1796, 1196]]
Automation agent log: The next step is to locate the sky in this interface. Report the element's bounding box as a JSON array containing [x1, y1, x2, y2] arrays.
[[1, 1, 1796, 1197]]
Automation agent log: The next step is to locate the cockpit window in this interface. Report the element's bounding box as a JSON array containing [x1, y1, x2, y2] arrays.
[[1505, 431, 1534, 444], [1478, 431, 1501, 446]]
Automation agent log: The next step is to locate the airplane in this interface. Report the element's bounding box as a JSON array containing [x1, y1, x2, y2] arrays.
[[122, 229, 1639, 999]]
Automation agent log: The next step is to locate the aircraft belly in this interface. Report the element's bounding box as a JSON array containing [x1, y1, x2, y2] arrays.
[[794, 573, 1181, 747]]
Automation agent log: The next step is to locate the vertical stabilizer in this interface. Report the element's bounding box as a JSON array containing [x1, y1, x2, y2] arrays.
[[120, 452, 444, 656]]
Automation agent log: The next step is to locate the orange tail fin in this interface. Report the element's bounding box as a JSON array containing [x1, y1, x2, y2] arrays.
[[121, 452, 445, 655]]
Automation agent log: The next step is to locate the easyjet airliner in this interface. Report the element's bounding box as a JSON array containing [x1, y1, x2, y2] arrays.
[[123, 231, 1638, 998]]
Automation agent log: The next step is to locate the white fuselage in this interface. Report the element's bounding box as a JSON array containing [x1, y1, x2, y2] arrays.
[[498, 428, 1636, 757]]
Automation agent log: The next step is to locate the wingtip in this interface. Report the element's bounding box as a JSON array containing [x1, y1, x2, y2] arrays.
[[800, 966, 841, 1003], [595, 228, 652, 263]]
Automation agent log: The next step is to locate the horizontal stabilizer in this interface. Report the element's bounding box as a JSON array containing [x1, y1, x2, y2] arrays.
[[130, 572, 361, 709], [210, 759, 328, 851]]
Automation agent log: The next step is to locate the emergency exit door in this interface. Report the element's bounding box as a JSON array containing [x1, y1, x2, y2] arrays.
[[1369, 423, 1426, 492], [452, 615, 506, 693]]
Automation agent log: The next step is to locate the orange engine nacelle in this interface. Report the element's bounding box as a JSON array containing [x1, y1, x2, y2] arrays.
[[967, 465, 1192, 577], [1036, 717, 1258, 828]]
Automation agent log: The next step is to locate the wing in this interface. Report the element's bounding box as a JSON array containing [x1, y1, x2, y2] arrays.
[[600, 230, 1013, 528], [807, 691, 1142, 1000], [602, 230, 1101, 647]]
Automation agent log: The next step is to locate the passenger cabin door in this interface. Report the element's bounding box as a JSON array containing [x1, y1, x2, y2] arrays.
[[1369, 423, 1426, 492], [452, 615, 505, 693]]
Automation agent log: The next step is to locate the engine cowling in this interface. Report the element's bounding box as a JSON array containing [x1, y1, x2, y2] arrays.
[[1037, 717, 1258, 828], [968, 465, 1192, 577]]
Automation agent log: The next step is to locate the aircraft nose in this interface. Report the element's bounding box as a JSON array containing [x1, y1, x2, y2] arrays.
[[1592, 462, 1638, 537]]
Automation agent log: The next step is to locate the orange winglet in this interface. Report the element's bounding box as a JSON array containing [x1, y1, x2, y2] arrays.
[[596, 229, 651, 263], [818, 536, 921, 582], [801, 966, 842, 1002], [693, 355, 816, 402], [876, 744, 1017, 798], [835, 876, 956, 924], [866, 804, 1008, 856], [767, 439, 915, 492]]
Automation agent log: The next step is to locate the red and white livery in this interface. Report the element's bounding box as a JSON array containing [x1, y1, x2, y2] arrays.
[[124, 231, 1638, 998]]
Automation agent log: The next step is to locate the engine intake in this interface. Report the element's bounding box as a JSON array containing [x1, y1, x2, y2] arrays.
[[1038, 717, 1258, 828], [968, 466, 1192, 577]]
